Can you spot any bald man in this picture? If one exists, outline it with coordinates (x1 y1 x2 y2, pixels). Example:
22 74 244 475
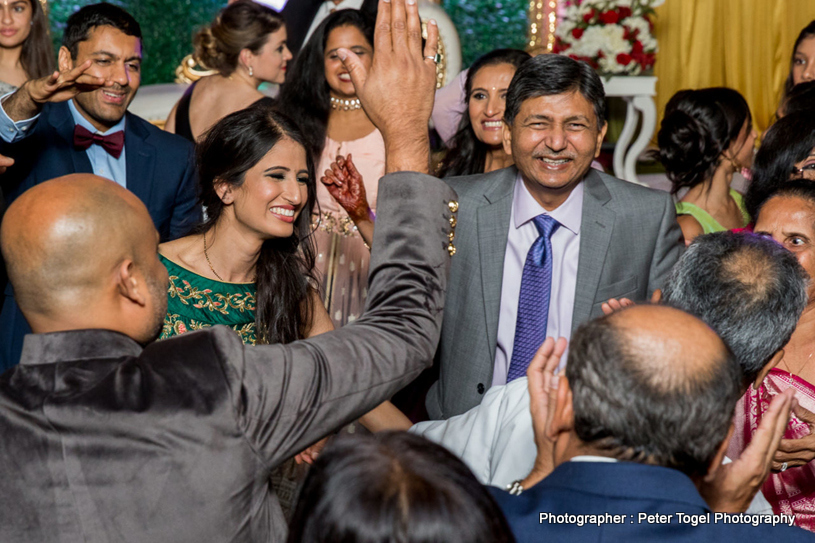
490 305 812 542
0 2 450 541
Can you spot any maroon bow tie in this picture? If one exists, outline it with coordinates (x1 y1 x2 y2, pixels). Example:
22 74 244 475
73 125 125 159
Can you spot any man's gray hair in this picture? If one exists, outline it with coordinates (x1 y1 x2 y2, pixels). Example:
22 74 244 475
662 232 808 385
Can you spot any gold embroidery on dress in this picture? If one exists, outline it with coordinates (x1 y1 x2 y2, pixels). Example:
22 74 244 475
167 275 256 315
161 313 256 344
311 211 362 238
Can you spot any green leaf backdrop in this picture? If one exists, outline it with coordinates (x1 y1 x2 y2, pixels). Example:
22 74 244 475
48 0 529 85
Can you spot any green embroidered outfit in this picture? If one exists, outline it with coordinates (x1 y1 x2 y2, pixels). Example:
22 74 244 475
159 254 257 345
675 189 750 234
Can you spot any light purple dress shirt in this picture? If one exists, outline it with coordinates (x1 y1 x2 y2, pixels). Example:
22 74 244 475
492 173 583 386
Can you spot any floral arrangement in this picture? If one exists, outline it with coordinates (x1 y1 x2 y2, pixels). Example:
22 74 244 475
553 0 663 76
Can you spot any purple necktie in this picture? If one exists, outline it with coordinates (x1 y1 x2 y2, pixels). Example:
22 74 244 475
507 214 560 382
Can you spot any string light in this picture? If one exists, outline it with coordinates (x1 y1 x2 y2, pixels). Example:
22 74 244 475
527 0 559 55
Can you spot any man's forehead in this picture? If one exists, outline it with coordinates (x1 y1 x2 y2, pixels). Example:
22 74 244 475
76 25 142 57
518 91 596 118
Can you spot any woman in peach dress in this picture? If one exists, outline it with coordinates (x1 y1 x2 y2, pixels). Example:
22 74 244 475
278 9 381 327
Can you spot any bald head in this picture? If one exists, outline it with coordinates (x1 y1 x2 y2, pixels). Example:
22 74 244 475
565 305 742 478
1 174 167 340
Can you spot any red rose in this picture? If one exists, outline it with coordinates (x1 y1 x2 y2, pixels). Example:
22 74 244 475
583 8 596 23
599 10 619 24
616 53 633 65
571 27 584 39
632 40 644 54
618 6 632 19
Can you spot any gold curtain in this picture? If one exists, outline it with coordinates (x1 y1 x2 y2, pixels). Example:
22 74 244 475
653 0 815 134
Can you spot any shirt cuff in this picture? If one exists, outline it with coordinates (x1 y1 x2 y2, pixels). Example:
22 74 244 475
0 91 39 143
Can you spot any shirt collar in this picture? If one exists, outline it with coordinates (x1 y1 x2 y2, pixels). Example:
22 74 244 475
20 329 143 366
513 172 584 235
570 455 619 463
68 98 126 135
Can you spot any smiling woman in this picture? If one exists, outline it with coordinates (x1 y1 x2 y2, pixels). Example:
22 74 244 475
0 0 53 94
277 8 381 328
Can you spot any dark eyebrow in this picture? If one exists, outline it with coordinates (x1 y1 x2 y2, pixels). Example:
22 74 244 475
264 166 291 174
90 51 142 63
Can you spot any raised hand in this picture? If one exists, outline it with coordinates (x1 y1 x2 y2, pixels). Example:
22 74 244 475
773 403 815 470
338 0 439 173
4 60 109 122
521 337 568 489
700 388 794 512
322 154 373 223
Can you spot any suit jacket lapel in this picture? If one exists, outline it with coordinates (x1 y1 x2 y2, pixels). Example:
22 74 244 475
48 102 93 175
572 170 615 332
476 169 515 358
124 113 156 206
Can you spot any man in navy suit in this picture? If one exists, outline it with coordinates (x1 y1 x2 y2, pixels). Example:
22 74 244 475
0 4 200 371
490 305 814 542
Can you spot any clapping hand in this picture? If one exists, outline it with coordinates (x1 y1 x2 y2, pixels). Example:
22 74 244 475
699 388 794 513
521 337 568 489
773 403 815 471
321 154 373 224
338 0 439 174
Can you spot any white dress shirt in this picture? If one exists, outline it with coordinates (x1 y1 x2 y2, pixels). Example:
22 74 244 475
304 0 365 45
492 174 583 386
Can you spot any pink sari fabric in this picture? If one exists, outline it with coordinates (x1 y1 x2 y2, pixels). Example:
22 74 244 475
729 368 815 530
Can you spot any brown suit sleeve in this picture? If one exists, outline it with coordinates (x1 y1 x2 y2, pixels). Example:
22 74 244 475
222 173 457 468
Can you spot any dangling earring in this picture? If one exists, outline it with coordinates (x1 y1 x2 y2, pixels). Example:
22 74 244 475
248 66 254 78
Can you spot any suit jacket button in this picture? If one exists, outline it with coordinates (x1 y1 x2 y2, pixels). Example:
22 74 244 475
449 216 457 228
447 243 456 256
477 383 485 394
448 200 459 213
448 231 455 241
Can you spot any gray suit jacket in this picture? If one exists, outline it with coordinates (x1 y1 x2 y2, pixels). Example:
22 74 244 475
0 173 456 543
426 167 683 419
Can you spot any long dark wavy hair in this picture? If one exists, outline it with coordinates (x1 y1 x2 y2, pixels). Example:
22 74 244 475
783 21 815 104
276 9 375 159
437 49 530 178
19 0 54 78
196 102 317 345
744 112 815 218
655 87 751 195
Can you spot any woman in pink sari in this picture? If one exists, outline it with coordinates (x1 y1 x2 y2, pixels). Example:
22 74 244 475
730 180 815 529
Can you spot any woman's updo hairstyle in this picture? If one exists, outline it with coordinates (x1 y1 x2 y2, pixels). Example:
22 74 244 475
656 87 751 194
193 0 284 77
196 102 317 345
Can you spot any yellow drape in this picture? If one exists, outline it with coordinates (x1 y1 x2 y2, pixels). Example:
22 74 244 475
653 0 815 134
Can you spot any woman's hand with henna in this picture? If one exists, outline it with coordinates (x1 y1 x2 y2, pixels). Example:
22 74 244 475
321 153 373 224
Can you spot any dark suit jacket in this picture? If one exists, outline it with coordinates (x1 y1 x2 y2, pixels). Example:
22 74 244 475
0 173 456 543
0 101 201 373
489 461 814 542
282 0 378 55
426 167 684 419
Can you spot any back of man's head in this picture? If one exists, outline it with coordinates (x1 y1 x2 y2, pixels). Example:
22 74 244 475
504 53 606 129
63 3 142 59
0 174 165 342
566 305 742 479
287 432 514 543
662 232 808 386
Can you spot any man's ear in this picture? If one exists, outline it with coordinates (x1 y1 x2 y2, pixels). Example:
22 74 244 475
215 181 234 205
754 350 784 390
547 375 575 441
594 121 608 158
58 46 74 72
704 422 735 482
502 121 513 157
115 260 146 307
